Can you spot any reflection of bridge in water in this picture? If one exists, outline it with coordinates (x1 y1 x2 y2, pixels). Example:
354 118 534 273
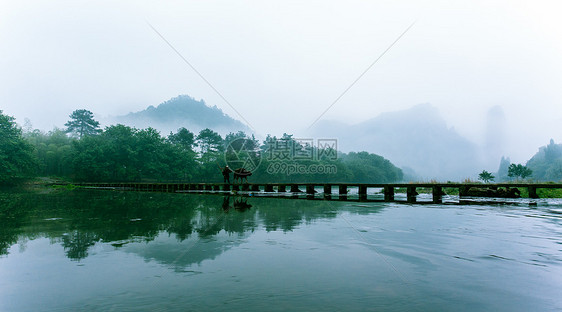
72 182 562 204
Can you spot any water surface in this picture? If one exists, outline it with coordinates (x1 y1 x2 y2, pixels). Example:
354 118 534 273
1 189 561 311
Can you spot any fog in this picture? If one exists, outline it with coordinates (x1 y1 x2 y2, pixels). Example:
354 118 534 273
2 0 561 166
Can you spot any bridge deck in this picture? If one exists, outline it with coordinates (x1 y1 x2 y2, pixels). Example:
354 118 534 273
69 182 562 203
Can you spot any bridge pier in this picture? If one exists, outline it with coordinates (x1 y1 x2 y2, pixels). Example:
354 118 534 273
305 185 314 199
384 186 394 201
339 185 347 197
432 186 443 203
407 186 417 203
323 185 332 199
290 185 301 193
358 185 367 200
306 185 315 195
528 186 539 199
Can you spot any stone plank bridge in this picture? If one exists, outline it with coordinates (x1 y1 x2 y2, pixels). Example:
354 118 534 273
70 182 562 204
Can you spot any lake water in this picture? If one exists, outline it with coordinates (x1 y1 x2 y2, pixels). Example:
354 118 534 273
1 189 561 311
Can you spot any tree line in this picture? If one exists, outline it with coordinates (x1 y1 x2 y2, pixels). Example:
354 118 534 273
478 139 562 183
478 164 533 183
1 109 403 185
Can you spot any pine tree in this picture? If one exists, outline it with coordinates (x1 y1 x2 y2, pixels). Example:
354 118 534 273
65 109 101 139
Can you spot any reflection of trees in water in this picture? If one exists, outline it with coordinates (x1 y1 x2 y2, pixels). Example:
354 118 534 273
0 192 28 256
0 190 199 260
61 231 99 260
0 190 383 261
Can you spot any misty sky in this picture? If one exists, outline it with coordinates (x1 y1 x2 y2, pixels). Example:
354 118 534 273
1 0 561 163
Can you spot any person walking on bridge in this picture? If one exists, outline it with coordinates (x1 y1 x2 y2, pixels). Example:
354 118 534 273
222 165 233 184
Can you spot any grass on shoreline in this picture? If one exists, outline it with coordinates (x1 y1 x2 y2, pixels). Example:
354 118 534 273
394 185 562 198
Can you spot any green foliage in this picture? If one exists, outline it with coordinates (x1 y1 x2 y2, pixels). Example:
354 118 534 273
224 131 260 172
25 128 73 177
243 134 401 183
51 183 78 190
537 188 562 198
507 163 532 180
246 134 345 183
526 139 562 181
478 170 495 183
19 110 404 183
0 110 38 184
71 125 198 182
194 129 224 182
340 152 403 183
65 109 101 138
168 127 196 153
196 128 223 157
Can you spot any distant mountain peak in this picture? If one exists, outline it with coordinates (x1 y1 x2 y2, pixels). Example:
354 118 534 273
307 102 481 180
113 95 249 135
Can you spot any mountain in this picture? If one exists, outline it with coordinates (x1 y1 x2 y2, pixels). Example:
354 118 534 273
525 139 562 181
308 103 482 181
111 95 250 135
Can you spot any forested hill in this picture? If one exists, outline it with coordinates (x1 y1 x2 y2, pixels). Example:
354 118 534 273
113 95 250 135
526 139 562 181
